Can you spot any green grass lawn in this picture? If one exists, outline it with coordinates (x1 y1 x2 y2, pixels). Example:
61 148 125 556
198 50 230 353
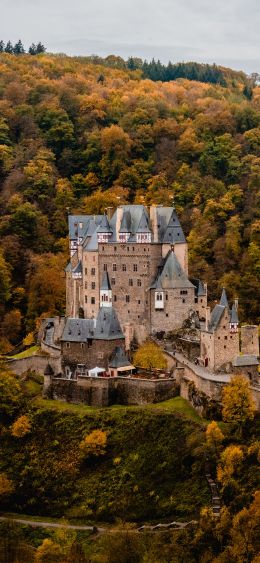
8 345 40 359
34 396 204 423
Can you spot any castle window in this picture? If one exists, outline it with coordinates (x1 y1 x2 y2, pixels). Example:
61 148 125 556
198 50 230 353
91 282 95 290
180 290 188 295
104 264 107 271
85 296 87 303
201 299 203 303
166 293 168 300
126 295 130 303
112 264 117 271
122 264 126 271
137 279 141 286
230 336 233 339
166 313 169 317
133 264 138 271
111 278 115 285
129 279 133 286
195 297 198 303
85 268 87 275
91 297 95 304
182 298 185 303
114 295 117 302
127 246 130 251
66 342 70 348
132 247 135 251
102 246 105 251
85 282 87 289
80 343 84 349
224 345 226 349
91 268 95 275
87 339 93 347
114 246 117 251
225 336 227 340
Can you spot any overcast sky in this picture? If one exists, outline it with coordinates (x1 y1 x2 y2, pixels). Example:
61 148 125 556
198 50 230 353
1 0 259 73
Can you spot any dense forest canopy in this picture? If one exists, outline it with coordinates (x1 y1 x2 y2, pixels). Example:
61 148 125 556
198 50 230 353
0 52 259 350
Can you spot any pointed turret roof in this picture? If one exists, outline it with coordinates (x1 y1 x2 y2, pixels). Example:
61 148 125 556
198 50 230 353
220 288 229 308
151 250 195 290
162 208 186 244
72 261 82 275
101 271 112 291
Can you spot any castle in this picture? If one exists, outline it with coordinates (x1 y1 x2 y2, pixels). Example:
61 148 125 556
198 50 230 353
66 204 207 343
39 203 259 406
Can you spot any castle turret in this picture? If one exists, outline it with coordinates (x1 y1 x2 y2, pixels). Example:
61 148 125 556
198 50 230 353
100 272 112 307
220 287 229 308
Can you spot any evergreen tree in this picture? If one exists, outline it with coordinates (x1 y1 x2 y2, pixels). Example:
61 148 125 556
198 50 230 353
5 40 13 54
0 40 4 52
28 43 37 55
36 42 46 54
13 39 25 54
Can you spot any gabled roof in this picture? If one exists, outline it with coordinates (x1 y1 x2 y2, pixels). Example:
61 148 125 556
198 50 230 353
109 346 132 368
96 214 112 233
136 209 151 233
119 210 131 232
68 215 103 240
95 307 124 340
72 261 82 275
161 208 186 244
220 288 229 308
151 250 195 290
101 271 112 291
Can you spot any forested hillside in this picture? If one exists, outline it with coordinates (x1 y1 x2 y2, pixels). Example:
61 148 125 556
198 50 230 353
0 53 259 350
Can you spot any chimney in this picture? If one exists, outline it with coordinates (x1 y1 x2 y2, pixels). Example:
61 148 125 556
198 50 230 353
205 307 210 331
106 207 113 220
116 206 123 241
150 205 159 243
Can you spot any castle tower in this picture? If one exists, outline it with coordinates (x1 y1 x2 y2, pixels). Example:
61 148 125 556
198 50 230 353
241 325 259 356
100 272 112 307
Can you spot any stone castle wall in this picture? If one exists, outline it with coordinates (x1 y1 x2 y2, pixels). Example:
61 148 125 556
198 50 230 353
150 287 195 333
8 355 61 376
241 325 259 356
61 337 125 375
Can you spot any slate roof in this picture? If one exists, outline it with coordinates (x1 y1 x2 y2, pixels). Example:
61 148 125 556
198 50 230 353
230 303 239 324
101 271 112 291
233 355 259 367
191 278 207 297
72 261 82 275
65 262 72 272
208 305 225 331
136 209 151 233
220 288 229 308
61 318 95 342
68 215 103 240
109 346 132 368
95 307 124 340
61 307 124 342
96 214 112 233
151 250 195 290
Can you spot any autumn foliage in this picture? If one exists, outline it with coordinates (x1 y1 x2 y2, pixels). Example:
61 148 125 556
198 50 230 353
80 429 107 457
133 341 167 371
11 414 31 437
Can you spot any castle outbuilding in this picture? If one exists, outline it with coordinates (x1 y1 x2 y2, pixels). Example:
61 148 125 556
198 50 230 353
200 289 240 370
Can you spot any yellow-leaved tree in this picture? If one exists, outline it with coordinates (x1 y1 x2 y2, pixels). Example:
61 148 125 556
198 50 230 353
11 415 31 437
217 445 244 488
0 473 14 497
206 421 224 455
222 375 255 435
80 429 107 457
133 341 167 372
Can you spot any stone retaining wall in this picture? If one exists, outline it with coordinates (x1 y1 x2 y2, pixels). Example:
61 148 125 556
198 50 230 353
44 375 178 407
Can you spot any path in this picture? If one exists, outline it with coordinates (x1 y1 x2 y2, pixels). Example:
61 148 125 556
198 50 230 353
0 515 197 534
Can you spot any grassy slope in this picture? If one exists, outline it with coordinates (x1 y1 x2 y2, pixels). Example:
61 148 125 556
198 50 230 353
1 398 209 523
